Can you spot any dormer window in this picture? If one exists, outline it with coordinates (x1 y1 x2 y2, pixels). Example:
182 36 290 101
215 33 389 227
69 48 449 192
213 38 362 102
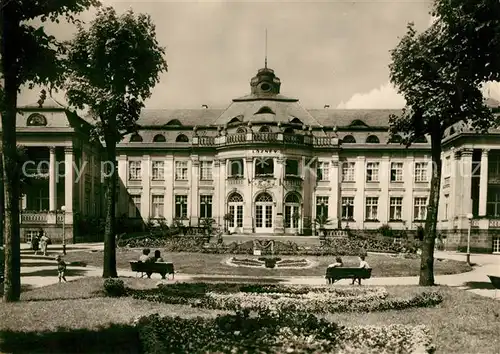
229 116 243 125
176 134 189 143
349 119 369 128
290 117 303 125
259 126 271 133
166 119 182 126
366 135 380 144
236 127 247 134
255 106 275 115
27 113 47 126
342 135 356 143
130 133 143 142
153 134 166 142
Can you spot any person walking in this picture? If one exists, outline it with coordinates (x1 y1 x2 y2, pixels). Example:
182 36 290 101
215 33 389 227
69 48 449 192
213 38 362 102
31 234 40 255
56 255 67 283
39 232 49 256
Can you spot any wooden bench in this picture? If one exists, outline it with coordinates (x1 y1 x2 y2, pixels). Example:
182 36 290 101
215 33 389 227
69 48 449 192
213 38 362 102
487 275 500 298
325 267 372 285
130 261 175 280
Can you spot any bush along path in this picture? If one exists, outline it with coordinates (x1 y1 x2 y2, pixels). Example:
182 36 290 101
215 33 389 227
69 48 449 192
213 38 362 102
18 243 500 300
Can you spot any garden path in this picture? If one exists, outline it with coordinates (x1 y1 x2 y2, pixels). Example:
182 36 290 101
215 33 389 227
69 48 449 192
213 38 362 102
17 243 500 300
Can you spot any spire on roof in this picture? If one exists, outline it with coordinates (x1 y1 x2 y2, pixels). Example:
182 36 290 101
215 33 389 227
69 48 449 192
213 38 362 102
265 28 268 69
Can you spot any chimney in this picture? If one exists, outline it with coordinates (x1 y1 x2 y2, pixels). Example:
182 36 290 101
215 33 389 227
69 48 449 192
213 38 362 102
202 104 208 109
324 105 330 109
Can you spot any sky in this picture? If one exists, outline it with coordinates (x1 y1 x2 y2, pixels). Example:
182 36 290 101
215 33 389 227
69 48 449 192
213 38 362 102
17 0 500 110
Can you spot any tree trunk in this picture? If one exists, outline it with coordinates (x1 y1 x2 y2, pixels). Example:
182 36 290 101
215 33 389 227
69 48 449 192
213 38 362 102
1 8 22 301
102 141 118 278
0 156 4 245
419 131 442 286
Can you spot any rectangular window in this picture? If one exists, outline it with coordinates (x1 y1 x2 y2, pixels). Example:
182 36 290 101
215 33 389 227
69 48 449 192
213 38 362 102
316 161 330 181
175 161 188 180
414 197 427 220
152 161 164 180
390 162 403 182
316 196 329 218
341 197 354 220
414 162 428 182
365 197 379 220
128 161 141 180
129 195 141 218
151 195 164 218
342 162 355 182
200 161 213 180
200 195 213 218
389 197 403 221
366 162 379 182
175 195 188 218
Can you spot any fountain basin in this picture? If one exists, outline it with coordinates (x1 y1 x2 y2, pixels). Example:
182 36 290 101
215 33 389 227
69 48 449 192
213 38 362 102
225 256 317 269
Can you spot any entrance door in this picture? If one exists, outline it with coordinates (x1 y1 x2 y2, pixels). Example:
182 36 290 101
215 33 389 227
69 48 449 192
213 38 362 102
284 193 301 234
255 192 273 233
227 193 244 233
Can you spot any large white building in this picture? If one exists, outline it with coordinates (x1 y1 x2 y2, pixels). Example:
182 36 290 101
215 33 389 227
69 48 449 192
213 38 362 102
6 66 500 253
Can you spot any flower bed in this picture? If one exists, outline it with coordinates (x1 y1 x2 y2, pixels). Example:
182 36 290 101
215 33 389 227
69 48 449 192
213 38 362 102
229 256 311 269
135 310 435 353
127 282 443 314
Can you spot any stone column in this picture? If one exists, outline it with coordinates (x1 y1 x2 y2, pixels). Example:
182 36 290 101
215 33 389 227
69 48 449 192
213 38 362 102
164 155 174 222
274 157 285 234
64 147 74 224
403 154 415 225
213 159 221 225
243 157 253 233
49 146 57 211
379 155 390 224
354 156 365 228
117 155 128 217
479 149 489 216
218 159 227 228
141 155 151 219
450 149 462 222
190 156 200 225
461 148 473 216
330 155 340 228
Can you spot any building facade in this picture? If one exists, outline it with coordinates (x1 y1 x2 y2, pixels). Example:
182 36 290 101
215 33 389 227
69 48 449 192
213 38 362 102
5 66 500 253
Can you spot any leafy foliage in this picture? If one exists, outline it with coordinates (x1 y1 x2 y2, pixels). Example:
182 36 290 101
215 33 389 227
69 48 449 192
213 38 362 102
65 6 168 144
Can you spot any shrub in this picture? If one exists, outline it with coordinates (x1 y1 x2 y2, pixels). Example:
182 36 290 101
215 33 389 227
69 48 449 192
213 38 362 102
103 278 126 297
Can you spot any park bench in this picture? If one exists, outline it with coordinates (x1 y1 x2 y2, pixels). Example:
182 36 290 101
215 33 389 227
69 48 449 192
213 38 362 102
325 267 372 285
487 275 500 298
130 261 175 280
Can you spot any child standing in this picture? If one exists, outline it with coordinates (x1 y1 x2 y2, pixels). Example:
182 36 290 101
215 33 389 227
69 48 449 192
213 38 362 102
56 255 67 283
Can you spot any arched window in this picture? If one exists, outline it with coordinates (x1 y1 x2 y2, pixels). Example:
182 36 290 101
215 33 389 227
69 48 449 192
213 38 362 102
390 134 402 143
290 117 303 125
284 127 294 134
228 193 243 203
259 126 270 133
255 106 275 115
153 134 166 142
176 134 189 142
27 113 47 126
285 193 300 203
130 133 143 142
255 158 274 176
236 127 247 134
342 135 356 143
366 135 380 143
256 192 273 203
166 119 182 126
415 136 427 143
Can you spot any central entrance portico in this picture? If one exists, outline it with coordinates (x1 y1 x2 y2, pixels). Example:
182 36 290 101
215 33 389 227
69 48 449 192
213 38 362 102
255 192 274 233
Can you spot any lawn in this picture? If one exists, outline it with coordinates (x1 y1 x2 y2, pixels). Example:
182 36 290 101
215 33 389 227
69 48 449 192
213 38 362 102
0 277 498 353
63 248 473 277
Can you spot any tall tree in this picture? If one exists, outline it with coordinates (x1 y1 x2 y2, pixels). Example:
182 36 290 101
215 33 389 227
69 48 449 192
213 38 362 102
0 0 99 301
389 16 500 285
65 6 167 277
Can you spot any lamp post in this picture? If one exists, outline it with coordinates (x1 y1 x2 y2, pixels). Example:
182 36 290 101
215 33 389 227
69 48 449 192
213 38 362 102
61 205 66 255
466 213 473 266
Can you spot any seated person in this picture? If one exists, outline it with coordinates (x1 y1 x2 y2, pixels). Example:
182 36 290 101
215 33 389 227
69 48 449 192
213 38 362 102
152 250 164 263
352 255 370 285
327 257 343 268
139 248 151 262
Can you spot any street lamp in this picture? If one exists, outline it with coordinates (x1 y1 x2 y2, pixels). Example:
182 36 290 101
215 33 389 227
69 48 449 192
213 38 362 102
466 213 473 266
61 205 66 255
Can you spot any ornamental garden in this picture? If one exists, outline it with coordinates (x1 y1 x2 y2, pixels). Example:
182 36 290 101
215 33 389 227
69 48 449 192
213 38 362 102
1 228 498 353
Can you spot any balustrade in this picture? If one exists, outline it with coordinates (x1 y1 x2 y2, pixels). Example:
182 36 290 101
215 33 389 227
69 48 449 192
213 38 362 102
489 219 500 228
21 211 48 223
